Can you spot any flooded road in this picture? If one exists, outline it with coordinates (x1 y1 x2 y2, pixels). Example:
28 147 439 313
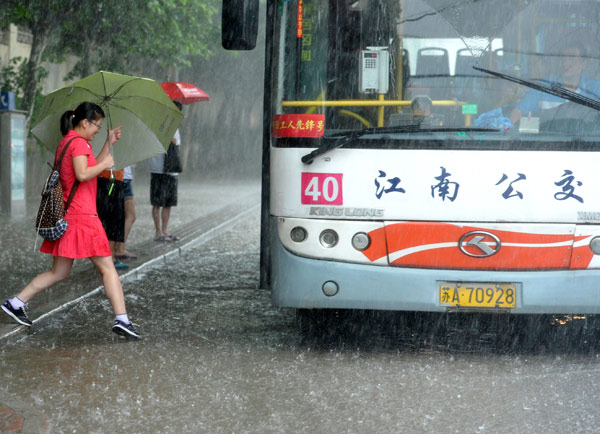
2 210 600 433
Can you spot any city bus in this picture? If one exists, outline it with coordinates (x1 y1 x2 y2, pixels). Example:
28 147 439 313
222 0 600 316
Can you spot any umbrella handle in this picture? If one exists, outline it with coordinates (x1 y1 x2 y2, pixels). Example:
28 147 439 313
108 169 114 196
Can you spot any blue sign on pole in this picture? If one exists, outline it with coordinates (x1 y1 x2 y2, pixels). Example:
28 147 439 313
0 91 16 111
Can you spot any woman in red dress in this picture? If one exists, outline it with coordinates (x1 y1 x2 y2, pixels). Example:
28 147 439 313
1 102 140 339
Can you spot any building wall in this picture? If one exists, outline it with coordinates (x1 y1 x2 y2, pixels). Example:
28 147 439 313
0 25 33 66
0 25 78 92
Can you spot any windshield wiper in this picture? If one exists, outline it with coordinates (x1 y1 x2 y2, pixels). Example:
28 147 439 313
301 124 499 164
473 66 600 111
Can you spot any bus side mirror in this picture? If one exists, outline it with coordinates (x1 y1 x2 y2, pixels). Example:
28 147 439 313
222 0 259 50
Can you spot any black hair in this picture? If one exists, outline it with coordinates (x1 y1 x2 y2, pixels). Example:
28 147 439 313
59 102 105 136
173 101 183 111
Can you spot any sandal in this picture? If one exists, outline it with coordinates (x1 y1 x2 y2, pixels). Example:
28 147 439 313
154 235 168 242
164 234 180 242
116 253 138 260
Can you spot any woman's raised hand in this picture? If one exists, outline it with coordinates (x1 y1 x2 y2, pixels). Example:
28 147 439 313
107 126 123 146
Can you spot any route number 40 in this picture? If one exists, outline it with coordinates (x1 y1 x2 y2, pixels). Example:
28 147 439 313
301 172 343 205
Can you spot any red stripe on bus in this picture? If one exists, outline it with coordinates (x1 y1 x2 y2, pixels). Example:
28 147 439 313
570 239 595 269
364 222 579 270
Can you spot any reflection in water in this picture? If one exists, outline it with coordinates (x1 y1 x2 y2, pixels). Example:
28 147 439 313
297 309 600 355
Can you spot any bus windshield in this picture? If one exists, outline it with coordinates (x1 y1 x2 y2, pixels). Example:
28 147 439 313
272 0 600 147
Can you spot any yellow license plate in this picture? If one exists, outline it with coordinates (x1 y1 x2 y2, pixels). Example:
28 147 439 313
439 282 517 309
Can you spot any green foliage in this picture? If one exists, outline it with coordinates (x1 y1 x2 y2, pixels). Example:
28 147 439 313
140 0 221 66
0 56 47 112
0 57 23 93
51 0 221 79
0 0 221 116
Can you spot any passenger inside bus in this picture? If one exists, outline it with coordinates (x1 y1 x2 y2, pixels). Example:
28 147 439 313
411 95 432 117
471 54 521 130
509 40 600 127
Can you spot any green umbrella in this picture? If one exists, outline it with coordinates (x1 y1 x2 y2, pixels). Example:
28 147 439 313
32 71 183 170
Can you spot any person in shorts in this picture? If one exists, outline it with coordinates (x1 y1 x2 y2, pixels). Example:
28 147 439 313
149 102 182 242
97 168 128 270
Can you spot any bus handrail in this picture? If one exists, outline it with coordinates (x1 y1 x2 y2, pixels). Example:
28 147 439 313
281 100 464 107
282 99 470 127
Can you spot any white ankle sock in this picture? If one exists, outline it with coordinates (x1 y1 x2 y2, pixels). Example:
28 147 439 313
116 314 130 324
9 297 26 309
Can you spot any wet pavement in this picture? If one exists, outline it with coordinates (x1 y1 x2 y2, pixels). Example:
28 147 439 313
3 178 600 433
0 177 260 432
0 177 260 340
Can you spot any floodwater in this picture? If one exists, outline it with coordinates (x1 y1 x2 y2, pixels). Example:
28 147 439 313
2 211 600 433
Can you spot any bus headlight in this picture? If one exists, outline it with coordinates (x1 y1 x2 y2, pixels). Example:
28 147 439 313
319 229 339 248
351 232 371 251
590 236 600 254
277 217 384 264
290 226 307 242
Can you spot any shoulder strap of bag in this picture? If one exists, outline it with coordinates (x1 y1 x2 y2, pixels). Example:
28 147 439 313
64 180 79 213
54 136 81 213
54 136 78 169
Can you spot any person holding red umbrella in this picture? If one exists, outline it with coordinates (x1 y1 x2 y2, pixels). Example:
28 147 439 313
149 83 209 241
149 101 183 242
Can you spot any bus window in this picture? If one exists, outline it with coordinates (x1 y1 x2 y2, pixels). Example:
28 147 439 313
272 0 600 146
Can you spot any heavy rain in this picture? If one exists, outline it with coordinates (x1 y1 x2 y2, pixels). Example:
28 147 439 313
3 0 600 433
3 187 600 433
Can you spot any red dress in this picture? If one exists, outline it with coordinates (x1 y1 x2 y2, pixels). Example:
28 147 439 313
40 130 112 258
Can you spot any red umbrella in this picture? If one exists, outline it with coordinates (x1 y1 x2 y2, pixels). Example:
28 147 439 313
160 81 210 104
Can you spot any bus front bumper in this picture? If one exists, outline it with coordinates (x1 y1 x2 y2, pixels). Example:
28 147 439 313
271 223 600 314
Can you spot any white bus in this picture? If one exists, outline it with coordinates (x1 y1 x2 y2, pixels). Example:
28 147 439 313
223 0 600 315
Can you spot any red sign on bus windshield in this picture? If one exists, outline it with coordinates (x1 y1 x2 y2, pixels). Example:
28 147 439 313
273 114 324 138
297 0 303 38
